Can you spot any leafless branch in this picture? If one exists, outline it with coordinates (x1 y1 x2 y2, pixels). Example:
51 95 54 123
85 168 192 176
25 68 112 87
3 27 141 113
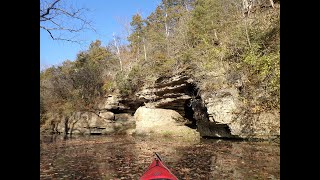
40 25 79 43
40 0 62 18
40 0 95 43
114 16 132 39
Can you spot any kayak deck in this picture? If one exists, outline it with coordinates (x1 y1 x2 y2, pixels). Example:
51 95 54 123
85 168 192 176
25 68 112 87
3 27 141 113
140 154 178 180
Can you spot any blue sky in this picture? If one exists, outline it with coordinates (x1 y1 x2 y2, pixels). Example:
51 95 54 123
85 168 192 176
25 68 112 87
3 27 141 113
40 0 160 70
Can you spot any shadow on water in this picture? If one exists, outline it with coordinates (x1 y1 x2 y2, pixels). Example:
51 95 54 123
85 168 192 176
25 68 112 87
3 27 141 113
172 139 280 179
40 134 280 180
41 136 101 179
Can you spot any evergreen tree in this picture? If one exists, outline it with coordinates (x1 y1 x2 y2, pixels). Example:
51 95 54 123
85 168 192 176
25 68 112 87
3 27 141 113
128 14 146 60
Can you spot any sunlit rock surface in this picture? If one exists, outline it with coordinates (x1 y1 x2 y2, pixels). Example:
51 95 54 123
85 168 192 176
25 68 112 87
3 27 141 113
134 106 199 140
202 89 280 139
136 74 279 140
44 111 135 135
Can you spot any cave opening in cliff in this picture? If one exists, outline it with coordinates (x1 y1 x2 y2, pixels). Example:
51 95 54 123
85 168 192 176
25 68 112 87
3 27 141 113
184 98 197 129
182 83 200 129
183 83 238 139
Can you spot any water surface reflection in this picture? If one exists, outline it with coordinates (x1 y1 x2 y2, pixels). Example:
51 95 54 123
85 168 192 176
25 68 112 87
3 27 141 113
40 135 279 179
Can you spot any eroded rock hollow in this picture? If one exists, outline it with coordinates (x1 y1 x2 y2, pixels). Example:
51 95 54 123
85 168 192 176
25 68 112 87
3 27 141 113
135 74 239 139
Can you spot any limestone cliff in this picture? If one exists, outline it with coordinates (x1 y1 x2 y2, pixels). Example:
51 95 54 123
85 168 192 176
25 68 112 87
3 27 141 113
42 74 279 140
134 74 279 139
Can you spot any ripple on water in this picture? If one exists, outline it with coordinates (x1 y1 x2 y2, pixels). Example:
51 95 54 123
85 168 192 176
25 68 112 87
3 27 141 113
40 134 280 180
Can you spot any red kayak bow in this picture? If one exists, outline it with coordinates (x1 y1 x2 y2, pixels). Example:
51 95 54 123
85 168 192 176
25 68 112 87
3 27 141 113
140 153 178 180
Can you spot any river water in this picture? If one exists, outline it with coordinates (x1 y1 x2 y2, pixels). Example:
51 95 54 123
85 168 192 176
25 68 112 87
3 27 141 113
40 134 280 180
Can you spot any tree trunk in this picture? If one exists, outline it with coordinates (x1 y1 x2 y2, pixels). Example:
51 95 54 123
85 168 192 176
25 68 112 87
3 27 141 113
51 121 55 134
242 0 252 16
143 37 147 61
184 2 189 12
113 33 123 71
269 0 274 8
165 13 169 38
63 116 69 140
164 0 169 38
137 45 140 61
244 18 251 48
70 119 79 138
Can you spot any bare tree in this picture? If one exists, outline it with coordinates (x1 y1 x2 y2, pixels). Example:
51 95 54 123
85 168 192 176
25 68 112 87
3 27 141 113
113 33 123 71
114 16 132 39
40 0 94 42
163 0 169 38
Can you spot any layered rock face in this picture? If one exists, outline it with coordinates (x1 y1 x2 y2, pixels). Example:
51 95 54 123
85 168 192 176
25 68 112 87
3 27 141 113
136 75 195 117
201 88 280 139
43 74 279 140
97 94 144 115
135 74 280 139
46 111 135 135
134 74 238 138
43 94 138 135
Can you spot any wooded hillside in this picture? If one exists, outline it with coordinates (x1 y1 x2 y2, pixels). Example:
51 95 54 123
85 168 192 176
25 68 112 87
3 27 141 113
40 0 280 126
